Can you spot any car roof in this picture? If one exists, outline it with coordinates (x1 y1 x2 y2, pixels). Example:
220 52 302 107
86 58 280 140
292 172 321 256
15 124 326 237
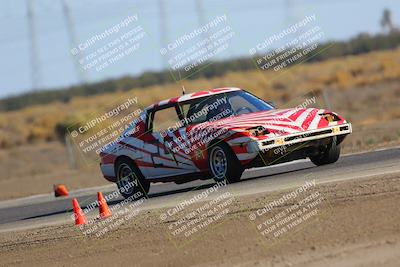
145 87 242 110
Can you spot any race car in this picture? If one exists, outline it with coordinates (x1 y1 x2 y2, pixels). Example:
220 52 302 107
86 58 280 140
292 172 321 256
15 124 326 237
99 87 352 199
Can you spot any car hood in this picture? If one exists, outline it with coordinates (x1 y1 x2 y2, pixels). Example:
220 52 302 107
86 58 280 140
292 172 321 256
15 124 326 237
191 108 346 137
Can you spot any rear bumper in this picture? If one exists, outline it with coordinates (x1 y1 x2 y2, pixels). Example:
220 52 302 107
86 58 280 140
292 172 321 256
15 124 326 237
248 123 352 152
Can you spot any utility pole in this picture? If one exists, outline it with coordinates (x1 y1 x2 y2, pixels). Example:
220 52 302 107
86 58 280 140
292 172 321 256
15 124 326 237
26 0 41 90
61 0 86 84
195 0 206 27
158 0 168 68
195 0 212 40
285 0 294 26
195 0 216 57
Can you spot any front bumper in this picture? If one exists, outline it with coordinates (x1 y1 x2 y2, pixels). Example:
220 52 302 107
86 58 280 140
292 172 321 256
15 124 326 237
248 123 352 152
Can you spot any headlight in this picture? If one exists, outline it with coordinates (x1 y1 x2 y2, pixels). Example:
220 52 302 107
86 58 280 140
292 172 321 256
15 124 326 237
320 112 340 122
246 126 269 136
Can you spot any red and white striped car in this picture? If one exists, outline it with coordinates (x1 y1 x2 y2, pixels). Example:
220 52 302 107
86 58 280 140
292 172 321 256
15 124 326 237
99 88 352 198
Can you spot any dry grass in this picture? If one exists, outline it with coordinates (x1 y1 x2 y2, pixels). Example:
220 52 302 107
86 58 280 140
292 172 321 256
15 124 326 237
0 48 399 200
1 48 400 148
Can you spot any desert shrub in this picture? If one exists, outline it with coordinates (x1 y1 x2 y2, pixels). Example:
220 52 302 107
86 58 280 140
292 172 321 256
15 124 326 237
54 117 84 143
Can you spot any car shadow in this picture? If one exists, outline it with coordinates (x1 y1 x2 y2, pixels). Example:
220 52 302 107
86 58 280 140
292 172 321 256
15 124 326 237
18 165 315 222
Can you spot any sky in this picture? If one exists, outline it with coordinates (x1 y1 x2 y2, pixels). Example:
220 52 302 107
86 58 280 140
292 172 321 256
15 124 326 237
0 0 399 98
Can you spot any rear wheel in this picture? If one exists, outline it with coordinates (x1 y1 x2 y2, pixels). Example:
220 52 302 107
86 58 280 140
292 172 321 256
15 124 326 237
116 158 150 199
208 142 243 183
310 137 341 166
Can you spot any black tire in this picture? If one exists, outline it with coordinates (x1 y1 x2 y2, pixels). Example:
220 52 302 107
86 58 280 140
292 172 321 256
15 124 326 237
115 158 150 199
310 138 341 166
208 142 244 183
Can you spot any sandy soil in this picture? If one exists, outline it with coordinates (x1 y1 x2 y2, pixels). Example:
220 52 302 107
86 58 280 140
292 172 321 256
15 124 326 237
0 142 108 200
0 173 399 267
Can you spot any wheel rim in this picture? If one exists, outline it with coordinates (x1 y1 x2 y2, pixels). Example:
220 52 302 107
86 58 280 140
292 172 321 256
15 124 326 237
210 146 227 179
117 163 136 195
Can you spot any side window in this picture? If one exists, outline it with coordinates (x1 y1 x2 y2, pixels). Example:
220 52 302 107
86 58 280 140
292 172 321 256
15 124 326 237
180 95 231 125
184 102 209 125
151 106 182 133
229 95 257 114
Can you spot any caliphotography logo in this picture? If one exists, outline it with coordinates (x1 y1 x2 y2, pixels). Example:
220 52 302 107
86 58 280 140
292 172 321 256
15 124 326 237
247 176 333 249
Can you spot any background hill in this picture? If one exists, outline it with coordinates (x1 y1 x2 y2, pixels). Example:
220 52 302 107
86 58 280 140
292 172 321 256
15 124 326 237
1 32 399 112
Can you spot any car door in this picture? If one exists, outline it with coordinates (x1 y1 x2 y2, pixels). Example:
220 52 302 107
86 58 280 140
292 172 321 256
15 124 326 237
142 104 197 179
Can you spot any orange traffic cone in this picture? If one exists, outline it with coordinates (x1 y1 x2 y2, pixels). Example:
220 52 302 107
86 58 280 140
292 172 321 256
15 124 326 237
72 198 87 225
54 184 68 197
97 192 112 219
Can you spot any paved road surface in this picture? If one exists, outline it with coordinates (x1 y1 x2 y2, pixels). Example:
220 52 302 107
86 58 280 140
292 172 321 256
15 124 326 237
0 148 398 232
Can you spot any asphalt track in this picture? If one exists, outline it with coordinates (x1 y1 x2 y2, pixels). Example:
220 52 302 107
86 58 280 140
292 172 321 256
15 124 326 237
0 147 399 232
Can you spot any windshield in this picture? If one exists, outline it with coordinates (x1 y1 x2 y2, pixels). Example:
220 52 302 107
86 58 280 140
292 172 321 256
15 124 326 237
179 90 274 125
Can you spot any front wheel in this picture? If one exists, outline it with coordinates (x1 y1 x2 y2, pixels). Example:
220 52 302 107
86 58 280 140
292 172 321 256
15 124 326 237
208 142 243 183
116 158 150 199
310 138 341 166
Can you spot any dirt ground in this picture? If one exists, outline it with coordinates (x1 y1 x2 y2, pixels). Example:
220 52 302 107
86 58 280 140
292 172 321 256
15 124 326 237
0 142 107 200
0 173 399 267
